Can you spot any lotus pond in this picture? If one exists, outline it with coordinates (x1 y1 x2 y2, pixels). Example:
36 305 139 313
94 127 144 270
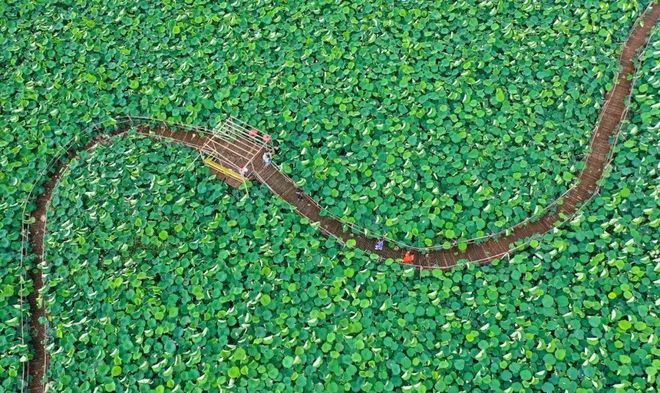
0 1 658 391
42 34 659 388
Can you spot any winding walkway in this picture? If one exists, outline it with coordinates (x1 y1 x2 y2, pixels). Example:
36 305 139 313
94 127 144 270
23 5 659 392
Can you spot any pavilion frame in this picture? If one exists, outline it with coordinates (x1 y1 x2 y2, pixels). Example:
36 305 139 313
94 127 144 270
198 116 275 186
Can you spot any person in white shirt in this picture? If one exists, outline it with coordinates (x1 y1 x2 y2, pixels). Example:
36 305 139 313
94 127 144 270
240 166 250 178
262 152 272 167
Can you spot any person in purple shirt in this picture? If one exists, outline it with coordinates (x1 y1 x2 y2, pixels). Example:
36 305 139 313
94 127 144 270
375 238 385 251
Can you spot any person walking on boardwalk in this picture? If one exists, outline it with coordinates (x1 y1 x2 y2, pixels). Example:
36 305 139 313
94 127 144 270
375 238 385 251
295 188 304 201
240 166 250 179
262 151 272 167
403 251 415 264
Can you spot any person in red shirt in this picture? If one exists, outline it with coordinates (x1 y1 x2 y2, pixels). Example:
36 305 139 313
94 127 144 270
403 251 415 264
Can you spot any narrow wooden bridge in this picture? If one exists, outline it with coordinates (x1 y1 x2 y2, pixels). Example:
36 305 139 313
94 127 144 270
138 3 660 269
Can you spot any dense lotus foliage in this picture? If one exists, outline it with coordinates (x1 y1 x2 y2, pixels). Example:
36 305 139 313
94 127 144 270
0 0 657 391
274 0 653 247
43 33 659 390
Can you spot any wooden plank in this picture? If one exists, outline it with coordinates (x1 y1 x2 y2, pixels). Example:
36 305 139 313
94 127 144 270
203 158 248 183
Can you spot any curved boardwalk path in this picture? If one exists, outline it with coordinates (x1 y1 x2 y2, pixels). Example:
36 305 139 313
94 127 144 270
23 5 658 392
258 5 660 267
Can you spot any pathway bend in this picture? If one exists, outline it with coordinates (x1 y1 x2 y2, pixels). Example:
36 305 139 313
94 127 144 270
192 3 659 268
21 4 659 392
257 4 660 267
